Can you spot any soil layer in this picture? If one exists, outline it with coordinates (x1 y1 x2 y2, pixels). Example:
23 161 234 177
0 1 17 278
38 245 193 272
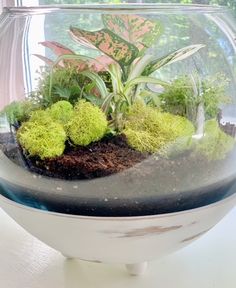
25 134 148 180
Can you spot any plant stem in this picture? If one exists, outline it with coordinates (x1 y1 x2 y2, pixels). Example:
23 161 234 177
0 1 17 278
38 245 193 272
196 102 205 136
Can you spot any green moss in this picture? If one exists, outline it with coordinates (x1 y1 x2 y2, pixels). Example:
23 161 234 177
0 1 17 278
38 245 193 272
195 119 235 160
159 76 195 118
124 102 194 153
17 120 66 160
67 100 108 146
1 100 40 125
124 129 165 153
16 107 67 159
29 110 52 124
159 74 229 121
48 100 73 125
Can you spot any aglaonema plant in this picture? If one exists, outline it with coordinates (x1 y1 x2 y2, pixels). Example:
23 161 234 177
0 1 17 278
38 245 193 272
35 14 205 132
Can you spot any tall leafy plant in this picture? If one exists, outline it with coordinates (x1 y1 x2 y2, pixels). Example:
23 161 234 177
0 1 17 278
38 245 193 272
36 14 205 131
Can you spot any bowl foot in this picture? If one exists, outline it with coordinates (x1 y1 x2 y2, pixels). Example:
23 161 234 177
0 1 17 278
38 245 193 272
126 262 148 276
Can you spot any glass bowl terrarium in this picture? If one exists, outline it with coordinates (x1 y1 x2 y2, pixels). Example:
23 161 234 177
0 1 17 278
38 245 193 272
0 4 236 274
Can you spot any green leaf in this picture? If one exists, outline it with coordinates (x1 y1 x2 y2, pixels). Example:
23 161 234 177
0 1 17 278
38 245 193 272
101 93 116 114
70 26 139 68
124 76 170 96
49 54 108 99
80 71 108 99
84 94 104 107
102 14 163 51
143 44 205 76
54 86 71 99
140 90 161 107
108 63 124 94
127 54 154 81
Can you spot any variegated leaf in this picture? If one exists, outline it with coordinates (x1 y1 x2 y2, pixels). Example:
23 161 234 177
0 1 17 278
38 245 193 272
89 55 115 72
80 70 108 99
144 44 205 75
69 30 98 50
124 76 170 96
102 14 163 51
70 26 139 67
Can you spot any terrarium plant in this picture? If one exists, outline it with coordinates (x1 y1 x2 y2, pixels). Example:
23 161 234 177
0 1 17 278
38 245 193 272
1 14 235 180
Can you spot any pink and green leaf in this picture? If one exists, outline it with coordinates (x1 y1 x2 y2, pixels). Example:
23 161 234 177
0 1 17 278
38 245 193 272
69 30 98 50
39 41 75 56
89 55 115 72
70 26 139 68
102 15 163 51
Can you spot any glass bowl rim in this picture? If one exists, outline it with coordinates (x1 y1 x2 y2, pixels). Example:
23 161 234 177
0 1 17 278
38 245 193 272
3 4 229 15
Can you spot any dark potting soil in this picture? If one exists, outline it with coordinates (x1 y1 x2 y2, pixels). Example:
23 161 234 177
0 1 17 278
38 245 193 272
19 134 148 180
1 130 236 189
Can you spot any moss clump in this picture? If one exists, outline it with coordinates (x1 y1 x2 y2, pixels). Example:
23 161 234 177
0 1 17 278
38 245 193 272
195 119 235 160
124 129 164 153
29 110 52 125
17 120 66 160
124 102 194 153
17 108 67 159
67 100 108 146
48 100 73 125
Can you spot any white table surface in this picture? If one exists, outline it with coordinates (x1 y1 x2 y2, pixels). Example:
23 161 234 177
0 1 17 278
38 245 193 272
0 207 236 288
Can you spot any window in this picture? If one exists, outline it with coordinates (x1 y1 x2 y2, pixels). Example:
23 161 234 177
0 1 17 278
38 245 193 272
0 1 15 14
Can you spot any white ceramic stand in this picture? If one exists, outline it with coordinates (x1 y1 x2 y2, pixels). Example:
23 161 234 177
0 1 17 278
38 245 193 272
126 262 148 276
1 193 236 277
62 253 148 276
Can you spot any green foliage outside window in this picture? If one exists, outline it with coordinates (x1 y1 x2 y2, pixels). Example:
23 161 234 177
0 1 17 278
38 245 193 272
39 0 236 15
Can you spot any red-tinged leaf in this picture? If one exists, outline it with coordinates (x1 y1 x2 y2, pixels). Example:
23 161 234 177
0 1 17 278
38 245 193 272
70 26 139 67
76 62 89 72
33 54 66 68
33 54 55 66
89 55 115 72
102 15 163 50
39 41 75 56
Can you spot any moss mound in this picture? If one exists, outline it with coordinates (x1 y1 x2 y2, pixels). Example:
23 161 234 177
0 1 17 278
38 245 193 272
124 102 194 153
67 100 108 146
195 119 235 160
48 100 73 125
17 120 66 160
